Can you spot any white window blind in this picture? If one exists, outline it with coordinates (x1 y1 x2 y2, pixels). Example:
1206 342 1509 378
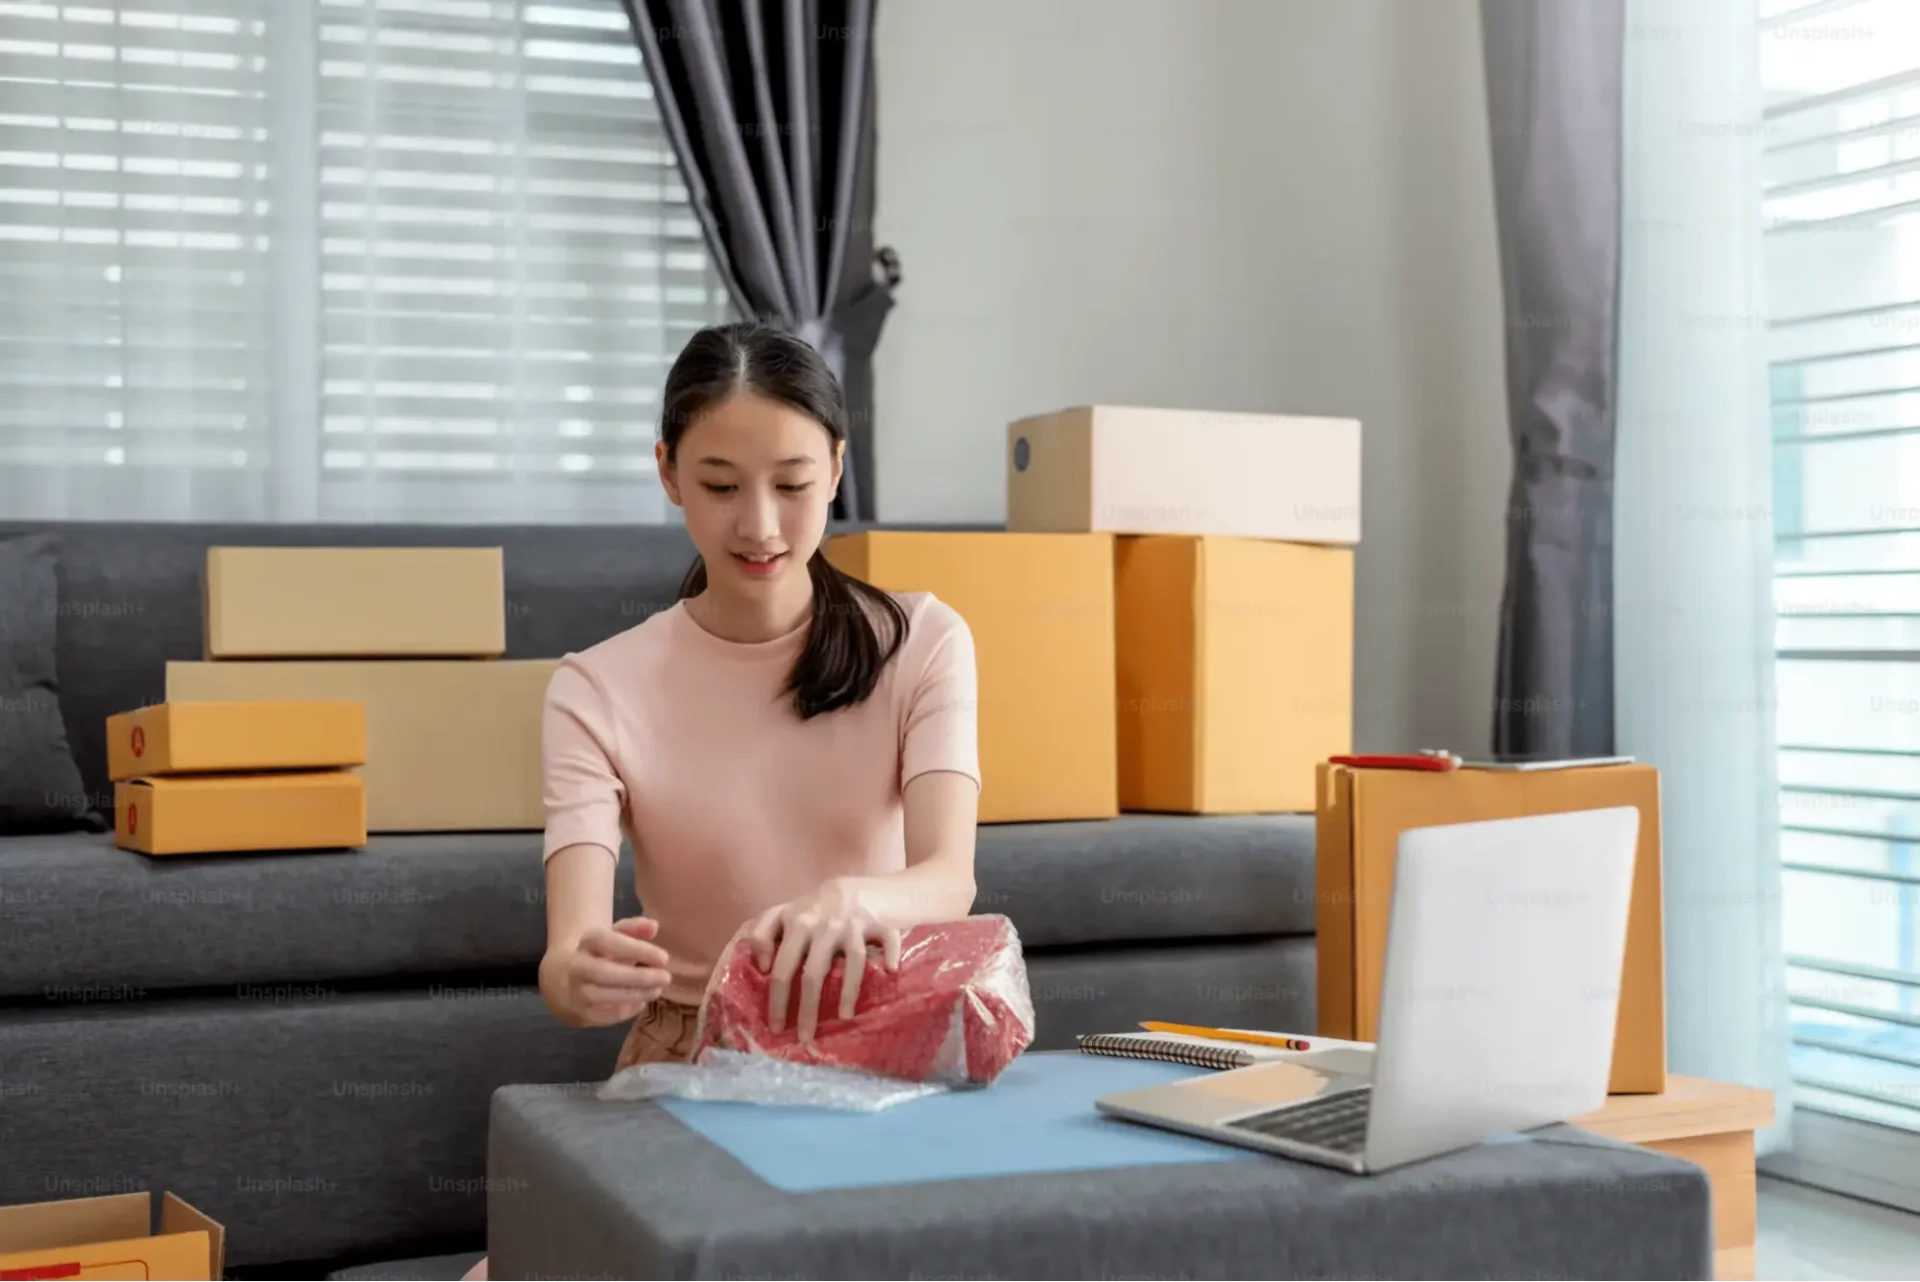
316 0 725 522
0 0 277 520
1761 0 1920 1135
0 0 726 524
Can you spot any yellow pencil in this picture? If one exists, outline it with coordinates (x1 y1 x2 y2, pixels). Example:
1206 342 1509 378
1140 1021 1313 1052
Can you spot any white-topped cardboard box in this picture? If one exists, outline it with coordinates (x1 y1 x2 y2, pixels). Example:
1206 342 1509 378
1005 405 1361 544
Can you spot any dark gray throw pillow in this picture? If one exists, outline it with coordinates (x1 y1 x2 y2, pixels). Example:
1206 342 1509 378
0 534 102 833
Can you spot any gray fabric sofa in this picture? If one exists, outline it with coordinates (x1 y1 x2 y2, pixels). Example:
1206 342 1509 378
0 520 1315 1278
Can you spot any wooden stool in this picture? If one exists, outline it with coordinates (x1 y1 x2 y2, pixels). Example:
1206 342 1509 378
1575 1076 1776 1281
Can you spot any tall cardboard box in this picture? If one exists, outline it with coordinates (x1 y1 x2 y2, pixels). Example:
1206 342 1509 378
166 660 556 832
1118 537 1352 813
204 546 506 658
826 531 1117 823
0 1191 225 1280
106 700 366 781
1316 761 1667 1093
1006 405 1362 544
116 771 368 856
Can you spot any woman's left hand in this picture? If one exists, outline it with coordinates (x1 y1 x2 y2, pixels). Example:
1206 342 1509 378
744 878 902 1042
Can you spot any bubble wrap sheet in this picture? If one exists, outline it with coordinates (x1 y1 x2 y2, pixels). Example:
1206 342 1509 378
600 915 1036 1111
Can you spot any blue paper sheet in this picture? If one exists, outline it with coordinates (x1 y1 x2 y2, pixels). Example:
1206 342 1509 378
658 1050 1264 1192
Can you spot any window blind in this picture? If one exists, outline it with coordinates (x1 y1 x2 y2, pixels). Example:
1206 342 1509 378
1762 0 1920 1134
316 0 727 522
0 0 726 523
0 0 277 520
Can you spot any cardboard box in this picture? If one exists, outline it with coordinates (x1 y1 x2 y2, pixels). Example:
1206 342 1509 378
0 1192 224 1281
826 531 1117 823
116 770 367 856
1006 405 1362 544
106 700 366 782
166 659 557 832
1118 537 1352 813
203 546 506 658
1316 761 1667 1093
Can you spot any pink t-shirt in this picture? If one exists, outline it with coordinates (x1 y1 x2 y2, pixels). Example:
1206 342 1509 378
540 590 981 1005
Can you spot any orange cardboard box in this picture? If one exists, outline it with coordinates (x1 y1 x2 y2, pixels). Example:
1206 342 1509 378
166 659 556 832
1006 405 1362 544
826 530 1117 823
1118 537 1352 813
1316 761 1667 1093
106 700 366 782
0 1190 224 1280
204 546 506 658
116 771 367 856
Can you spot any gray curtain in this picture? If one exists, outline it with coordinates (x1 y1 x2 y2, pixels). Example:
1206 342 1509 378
1480 0 1625 759
622 0 895 521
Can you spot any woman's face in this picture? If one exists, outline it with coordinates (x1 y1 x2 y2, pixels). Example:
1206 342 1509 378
657 390 842 598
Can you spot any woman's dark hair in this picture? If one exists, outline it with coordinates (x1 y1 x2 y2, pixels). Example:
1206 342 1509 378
661 321 908 721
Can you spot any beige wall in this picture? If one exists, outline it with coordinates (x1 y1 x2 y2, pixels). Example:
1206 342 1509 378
873 0 1511 755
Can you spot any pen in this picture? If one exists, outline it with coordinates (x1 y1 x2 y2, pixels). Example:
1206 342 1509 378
1140 1021 1313 1052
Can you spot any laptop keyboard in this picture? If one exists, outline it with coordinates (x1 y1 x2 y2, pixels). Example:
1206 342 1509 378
1223 1087 1372 1154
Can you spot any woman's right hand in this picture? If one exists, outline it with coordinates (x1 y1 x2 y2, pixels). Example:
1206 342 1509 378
541 916 673 1028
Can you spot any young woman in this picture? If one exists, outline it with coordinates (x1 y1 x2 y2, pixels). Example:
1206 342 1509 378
539 321 982 1066
462 322 978 1279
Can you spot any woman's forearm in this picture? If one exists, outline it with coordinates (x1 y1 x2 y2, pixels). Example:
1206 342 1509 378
540 842 620 1023
841 769 980 931
838 856 977 932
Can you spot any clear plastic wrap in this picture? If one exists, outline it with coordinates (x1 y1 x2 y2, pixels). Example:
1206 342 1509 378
599 914 1036 1110
597 1046 948 1111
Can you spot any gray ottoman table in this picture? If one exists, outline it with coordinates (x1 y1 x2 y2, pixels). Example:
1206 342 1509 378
486 1053 1713 1280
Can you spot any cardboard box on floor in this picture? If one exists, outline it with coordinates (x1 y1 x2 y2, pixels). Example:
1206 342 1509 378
0 1190 224 1280
1118 536 1352 814
826 531 1117 823
1315 761 1667 1093
106 700 366 781
116 771 367 856
166 659 556 832
203 546 506 659
1006 405 1362 544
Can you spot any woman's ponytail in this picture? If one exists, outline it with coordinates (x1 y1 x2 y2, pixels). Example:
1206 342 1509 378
789 550 908 720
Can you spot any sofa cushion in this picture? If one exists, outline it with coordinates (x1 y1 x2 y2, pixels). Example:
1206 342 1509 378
0 939 1311 1271
0 987 630 1269
0 831 637 1001
0 815 1314 999
979 814 1315 946
325 1253 485 1281
0 535 101 833
1021 935 1314 1051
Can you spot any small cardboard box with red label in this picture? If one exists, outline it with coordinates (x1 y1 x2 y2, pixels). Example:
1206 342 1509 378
106 701 365 781
0 1190 225 1281
115 772 367 857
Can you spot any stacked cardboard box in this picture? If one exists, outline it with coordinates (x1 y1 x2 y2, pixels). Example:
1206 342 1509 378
830 404 1360 822
1015 405 1360 816
109 700 368 855
828 531 1118 823
164 547 556 833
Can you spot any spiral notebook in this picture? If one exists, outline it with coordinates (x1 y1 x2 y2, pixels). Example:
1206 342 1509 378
1075 1032 1266 1070
1076 1029 1377 1071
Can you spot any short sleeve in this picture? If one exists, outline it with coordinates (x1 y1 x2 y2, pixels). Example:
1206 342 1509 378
540 659 626 862
900 600 982 791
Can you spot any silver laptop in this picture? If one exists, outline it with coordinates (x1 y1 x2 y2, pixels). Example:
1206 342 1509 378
1095 806 1639 1174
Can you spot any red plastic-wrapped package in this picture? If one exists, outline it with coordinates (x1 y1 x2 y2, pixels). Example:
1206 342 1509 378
693 914 1035 1086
